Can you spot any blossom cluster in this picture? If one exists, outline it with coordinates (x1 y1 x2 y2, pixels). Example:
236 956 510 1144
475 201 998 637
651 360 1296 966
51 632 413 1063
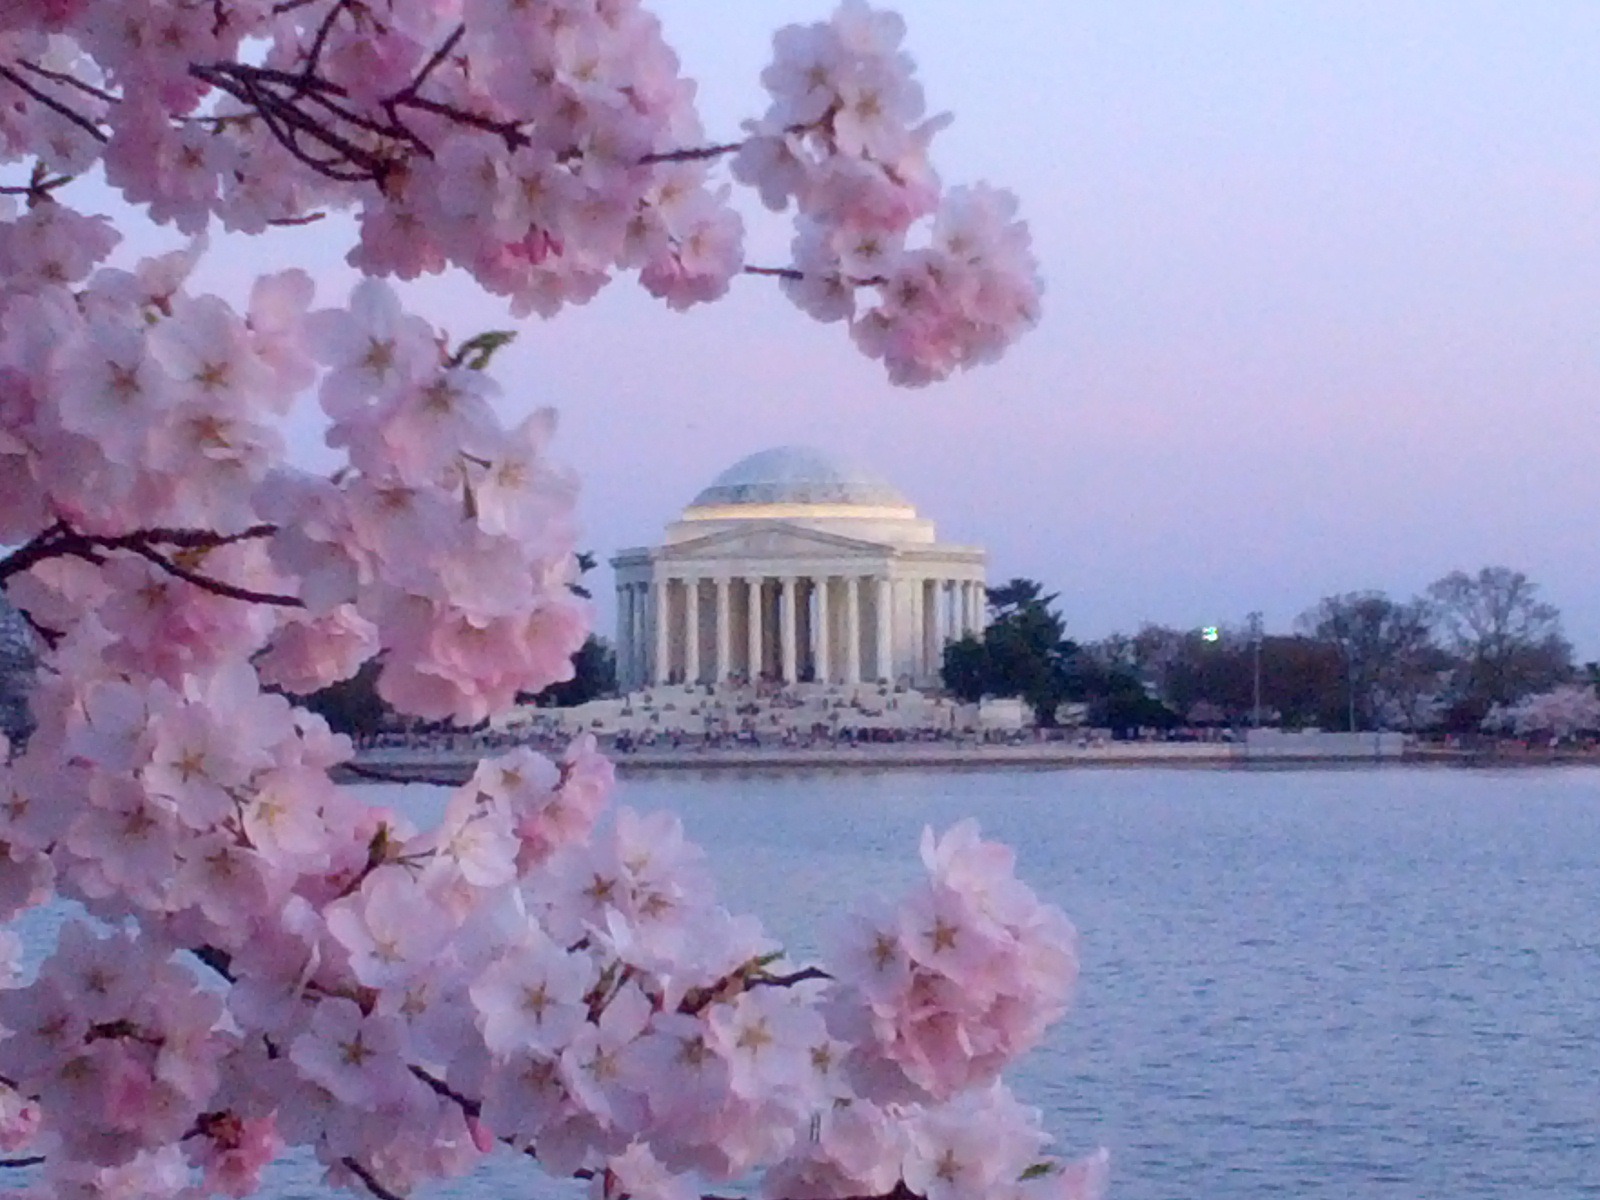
733 9 1043 383
1482 682 1600 740
0 0 1040 384
0 2 1089 1198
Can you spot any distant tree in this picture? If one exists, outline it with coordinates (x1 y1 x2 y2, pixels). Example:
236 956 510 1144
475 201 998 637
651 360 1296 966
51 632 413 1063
528 635 618 708
1093 623 1351 730
938 578 1079 725
301 660 390 738
1296 591 1439 730
1257 634 1347 728
0 598 38 740
1484 683 1600 741
941 634 989 704
1426 567 1572 726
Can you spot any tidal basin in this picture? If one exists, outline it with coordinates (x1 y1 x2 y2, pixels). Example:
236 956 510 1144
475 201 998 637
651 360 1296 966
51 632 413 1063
590 765 1600 1200
19 765 1598 1199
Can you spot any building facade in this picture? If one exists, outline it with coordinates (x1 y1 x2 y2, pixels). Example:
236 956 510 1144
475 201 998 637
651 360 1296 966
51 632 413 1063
611 447 987 690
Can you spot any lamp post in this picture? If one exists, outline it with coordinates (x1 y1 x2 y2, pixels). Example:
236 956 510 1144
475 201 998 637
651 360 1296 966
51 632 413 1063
1247 611 1264 728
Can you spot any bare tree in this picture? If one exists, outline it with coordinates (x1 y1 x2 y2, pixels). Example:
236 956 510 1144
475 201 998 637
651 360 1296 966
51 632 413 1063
1296 591 1440 730
1425 567 1571 719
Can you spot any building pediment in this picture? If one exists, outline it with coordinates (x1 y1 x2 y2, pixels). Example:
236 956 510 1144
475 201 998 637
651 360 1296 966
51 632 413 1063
660 521 893 563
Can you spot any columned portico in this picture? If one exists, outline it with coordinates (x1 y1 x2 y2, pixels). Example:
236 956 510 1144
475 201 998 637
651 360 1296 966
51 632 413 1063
613 447 987 690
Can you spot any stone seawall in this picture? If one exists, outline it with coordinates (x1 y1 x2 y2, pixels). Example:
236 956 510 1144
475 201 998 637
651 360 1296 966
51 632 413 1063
343 738 1449 783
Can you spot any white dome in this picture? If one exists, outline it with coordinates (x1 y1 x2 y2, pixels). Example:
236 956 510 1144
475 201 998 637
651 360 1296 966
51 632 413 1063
687 446 911 511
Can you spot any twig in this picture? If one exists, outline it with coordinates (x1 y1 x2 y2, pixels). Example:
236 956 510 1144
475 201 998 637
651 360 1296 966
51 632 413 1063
0 1156 45 1168
742 265 805 281
750 966 833 989
0 65 108 143
342 1156 405 1200
297 0 353 91
0 523 299 607
126 543 303 608
400 24 464 98
16 60 117 105
410 1065 481 1118
190 945 237 982
641 140 746 165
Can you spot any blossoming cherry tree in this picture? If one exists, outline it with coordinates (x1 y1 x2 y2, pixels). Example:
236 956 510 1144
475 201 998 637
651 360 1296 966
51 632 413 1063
0 2 1104 1198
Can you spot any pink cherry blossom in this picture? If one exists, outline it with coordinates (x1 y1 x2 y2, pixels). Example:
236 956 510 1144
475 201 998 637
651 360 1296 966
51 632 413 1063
0 6 1085 1199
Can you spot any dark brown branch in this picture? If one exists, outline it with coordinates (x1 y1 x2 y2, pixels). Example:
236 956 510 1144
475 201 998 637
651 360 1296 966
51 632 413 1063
390 93 528 149
750 966 833 989
641 140 745 165
343 1156 405 1200
0 175 73 198
742 265 805 281
190 945 237 982
191 62 389 183
298 0 354 91
0 1156 45 1168
0 523 69 587
742 265 888 287
0 524 297 607
126 544 303 608
141 524 278 549
16 60 117 105
0 66 109 143
410 1065 481 1118
402 24 464 98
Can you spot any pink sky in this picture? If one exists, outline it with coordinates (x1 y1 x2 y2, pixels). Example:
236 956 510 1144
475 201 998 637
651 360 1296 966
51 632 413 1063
143 1 1600 656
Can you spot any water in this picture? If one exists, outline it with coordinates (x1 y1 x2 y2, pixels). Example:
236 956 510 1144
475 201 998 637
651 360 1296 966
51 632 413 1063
15 766 1600 1198
621 765 1600 1200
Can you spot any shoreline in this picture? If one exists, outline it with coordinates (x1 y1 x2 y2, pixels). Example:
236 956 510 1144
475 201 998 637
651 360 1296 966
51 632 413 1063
341 743 1600 783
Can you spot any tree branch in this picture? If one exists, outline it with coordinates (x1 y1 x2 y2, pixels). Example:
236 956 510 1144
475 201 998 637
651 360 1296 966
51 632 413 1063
640 139 746 164
410 1065 481 1118
343 1156 405 1200
125 543 303 608
743 265 805 281
0 524 298 608
0 66 108 143
750 966 833 989
15 60 117 105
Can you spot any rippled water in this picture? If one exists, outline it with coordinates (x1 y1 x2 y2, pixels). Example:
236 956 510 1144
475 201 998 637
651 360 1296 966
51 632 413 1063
16 766 1600 1198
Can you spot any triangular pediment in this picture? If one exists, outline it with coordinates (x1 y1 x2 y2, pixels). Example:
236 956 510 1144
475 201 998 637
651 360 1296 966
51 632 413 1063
662 522 892 562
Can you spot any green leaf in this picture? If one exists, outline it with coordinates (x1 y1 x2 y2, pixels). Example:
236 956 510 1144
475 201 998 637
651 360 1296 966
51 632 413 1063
450 330 518 371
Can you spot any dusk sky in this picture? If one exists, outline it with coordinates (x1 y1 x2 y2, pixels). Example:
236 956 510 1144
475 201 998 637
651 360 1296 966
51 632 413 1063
162 1 1600 655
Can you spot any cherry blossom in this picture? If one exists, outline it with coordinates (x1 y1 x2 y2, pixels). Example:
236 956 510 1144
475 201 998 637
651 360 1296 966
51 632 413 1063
0 3 1092 1198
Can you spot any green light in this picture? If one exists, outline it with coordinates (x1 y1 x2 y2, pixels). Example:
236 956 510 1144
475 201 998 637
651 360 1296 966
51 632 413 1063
1202 626 1220 642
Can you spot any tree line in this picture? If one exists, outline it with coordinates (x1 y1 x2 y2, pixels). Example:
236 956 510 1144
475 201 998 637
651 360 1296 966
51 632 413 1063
941 566 1585 734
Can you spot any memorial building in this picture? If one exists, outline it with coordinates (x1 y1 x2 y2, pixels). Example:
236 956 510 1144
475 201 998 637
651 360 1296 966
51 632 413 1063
611 446 987 691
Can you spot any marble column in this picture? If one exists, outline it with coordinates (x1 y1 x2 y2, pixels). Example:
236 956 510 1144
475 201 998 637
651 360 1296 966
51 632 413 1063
615 583 630 689
653 577 670 686
875 576 892 681
908 578 924 681
746 576 763 682
715 577 731 684
780 575 798 684
814 576 832 684
684 578 700 685
845 576 861 684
